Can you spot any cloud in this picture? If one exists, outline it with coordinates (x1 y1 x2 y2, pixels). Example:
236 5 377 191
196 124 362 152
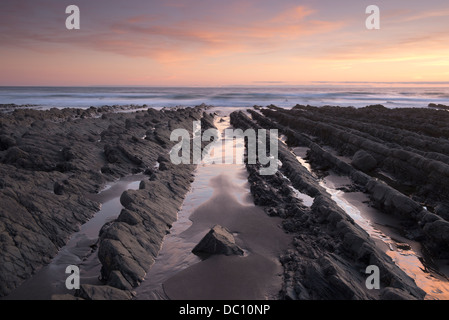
400 8 449 22
94 4 344 62
0 2 344 64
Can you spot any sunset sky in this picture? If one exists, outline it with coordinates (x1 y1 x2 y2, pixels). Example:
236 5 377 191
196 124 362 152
1 0 449 86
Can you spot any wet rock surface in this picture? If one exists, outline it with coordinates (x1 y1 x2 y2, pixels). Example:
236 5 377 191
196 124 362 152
0 105 208 298
254 105 449 259
231 110 426 300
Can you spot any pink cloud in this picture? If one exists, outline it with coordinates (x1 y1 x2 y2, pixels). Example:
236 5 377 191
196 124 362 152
1 2 345 64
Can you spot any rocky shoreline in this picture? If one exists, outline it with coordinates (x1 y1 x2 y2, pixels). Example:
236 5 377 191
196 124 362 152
230 109 427 299
255 105 449 259
0 104 213 298
2 103 448 300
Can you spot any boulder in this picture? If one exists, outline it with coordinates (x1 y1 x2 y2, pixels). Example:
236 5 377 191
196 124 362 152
192 225 244 256
351 150 377 172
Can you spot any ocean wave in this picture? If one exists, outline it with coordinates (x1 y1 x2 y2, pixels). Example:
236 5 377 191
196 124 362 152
0 86 448 109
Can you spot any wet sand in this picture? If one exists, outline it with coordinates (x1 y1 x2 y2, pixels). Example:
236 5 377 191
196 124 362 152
136 115 291 300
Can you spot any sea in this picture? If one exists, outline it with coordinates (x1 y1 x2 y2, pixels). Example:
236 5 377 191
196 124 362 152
0 85 448 110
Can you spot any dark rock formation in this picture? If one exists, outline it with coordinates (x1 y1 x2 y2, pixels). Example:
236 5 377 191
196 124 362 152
192 225 244 256
231 110 426 300
0 105 207 298
93 107 215 298
254 106 449 259
428 103 449 110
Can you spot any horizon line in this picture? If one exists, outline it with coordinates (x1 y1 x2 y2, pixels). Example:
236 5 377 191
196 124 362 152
1 81 449 88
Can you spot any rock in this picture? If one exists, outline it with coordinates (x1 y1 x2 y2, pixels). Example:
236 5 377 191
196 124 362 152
351 150 377 172
428 103 449 110
104 145 120 163
54 182 65 195
192 225 244 256
3 147 29 166
158 161 170 171
423 219 449 243
107 270 133 291
98 237 147 287
77 284 132 300
116 209 141 226
435 203 449 221
396 243 412 251
61 147 75 161
0 135 16 151
101 165 115 175
230 109 426 300
139 180 147 190
157 155 170 163
119 190 135 208
0 105 206 298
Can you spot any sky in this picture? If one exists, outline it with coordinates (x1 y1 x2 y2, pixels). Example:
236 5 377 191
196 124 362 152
1 0 449 86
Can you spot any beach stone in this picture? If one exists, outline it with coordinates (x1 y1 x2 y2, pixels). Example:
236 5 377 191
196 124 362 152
192 225 244 256
351 150 377 172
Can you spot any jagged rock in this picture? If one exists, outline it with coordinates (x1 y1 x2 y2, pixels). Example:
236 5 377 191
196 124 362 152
98 235 151 287
0 105 206 298
192 225 244 256
230 109 427 300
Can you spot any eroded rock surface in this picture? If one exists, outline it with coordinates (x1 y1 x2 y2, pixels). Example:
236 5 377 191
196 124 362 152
0 105 209 297
231 109 426 300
